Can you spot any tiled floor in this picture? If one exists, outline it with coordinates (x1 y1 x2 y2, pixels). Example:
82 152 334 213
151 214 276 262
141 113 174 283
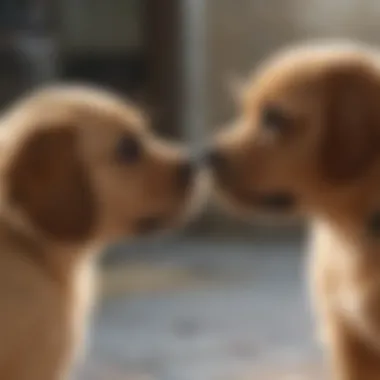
76 237 324 380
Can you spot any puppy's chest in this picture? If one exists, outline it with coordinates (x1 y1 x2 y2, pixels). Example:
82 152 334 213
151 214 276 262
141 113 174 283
311 236 380 348
309 221 378 319
67 257 96 356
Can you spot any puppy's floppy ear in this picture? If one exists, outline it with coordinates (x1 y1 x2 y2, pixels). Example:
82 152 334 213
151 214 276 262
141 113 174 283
321 64 380 182
7 127 96 242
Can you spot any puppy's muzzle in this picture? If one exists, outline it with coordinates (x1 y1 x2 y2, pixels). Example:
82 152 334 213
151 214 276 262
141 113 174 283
205 148 297 212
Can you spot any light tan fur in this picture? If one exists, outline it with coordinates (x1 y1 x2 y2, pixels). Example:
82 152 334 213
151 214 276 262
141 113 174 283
0 84 204 380
211 41 380 379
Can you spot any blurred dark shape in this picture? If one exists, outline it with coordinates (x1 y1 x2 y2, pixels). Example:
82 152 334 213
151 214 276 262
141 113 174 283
61 53 146 102
0 1 183 141
0 0 32 32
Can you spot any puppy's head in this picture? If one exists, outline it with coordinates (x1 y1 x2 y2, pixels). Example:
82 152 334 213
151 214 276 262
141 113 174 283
209 42 380 219
0 85 204 246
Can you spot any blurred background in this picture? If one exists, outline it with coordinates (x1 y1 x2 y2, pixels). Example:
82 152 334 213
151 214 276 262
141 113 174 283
2 0 380 379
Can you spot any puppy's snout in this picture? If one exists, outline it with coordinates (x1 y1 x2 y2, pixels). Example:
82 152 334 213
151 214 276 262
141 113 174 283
177 160 196 189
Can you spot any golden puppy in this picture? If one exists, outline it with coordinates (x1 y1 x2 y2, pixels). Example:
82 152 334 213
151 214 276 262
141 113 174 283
0 84 204 380
209 41 380 380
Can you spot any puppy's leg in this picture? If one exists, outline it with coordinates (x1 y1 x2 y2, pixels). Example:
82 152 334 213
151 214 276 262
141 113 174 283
321 309 380 380
311 259 380 379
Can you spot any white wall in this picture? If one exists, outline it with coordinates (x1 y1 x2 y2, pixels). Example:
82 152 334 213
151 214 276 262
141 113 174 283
206 0 380 128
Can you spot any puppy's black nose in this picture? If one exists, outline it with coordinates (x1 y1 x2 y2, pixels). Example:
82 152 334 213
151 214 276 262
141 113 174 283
205 149 227 173
177 160 196 189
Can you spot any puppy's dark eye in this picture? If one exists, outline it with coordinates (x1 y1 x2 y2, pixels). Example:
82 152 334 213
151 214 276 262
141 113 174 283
116 135 141 163
262 105 288 130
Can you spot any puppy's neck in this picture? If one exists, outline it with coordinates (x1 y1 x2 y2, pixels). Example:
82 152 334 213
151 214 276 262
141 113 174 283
0 211 97 287
307 183 380 253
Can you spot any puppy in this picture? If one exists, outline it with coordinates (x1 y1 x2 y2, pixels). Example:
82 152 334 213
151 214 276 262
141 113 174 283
0 84 203 380
209 41 380 380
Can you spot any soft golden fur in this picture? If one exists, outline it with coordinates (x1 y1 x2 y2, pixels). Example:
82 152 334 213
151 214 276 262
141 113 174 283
210 41 380 379
0 84 203 379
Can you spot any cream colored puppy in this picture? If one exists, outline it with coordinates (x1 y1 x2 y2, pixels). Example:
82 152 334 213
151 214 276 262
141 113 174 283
0 84 204 380
210 42 380 380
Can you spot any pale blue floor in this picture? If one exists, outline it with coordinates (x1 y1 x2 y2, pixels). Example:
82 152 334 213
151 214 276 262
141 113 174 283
77 237 322 380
